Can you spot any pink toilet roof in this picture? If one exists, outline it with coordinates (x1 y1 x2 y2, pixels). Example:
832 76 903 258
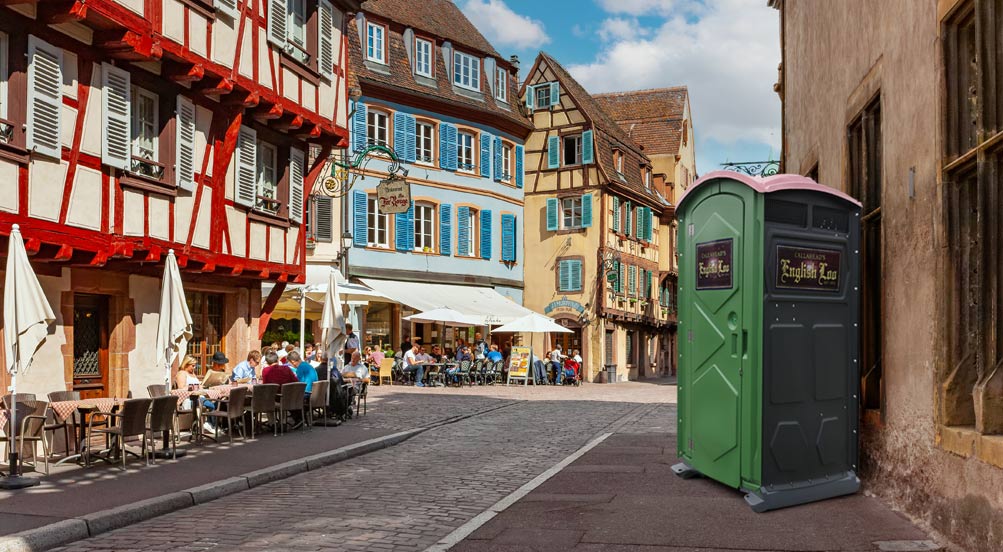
677 170 862 211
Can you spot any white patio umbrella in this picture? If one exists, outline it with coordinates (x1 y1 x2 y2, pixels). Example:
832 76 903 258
2 224 55 488
155 250 193 392
319 269 347 371
403 307 481 357
492 313 572 386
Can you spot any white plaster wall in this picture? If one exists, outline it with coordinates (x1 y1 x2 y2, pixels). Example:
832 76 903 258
282 68 297 102
163 0 185 43
60 104 76 150
249 222 267 260
318 79 334 121
192 188 212 249
149 195 171 240
226 206 246 256
285 226 299 264
303 82 317 113
257 28 270 88
128 275 163 398
66 166 103 231
174 190 195 244
190 12 209 58
17 271 69 397
268 227 284 263
122 189 145 236
196 104 213 177
239 18 254 79
114 0 144 16
212 13 237 69
61 51 78 99
80 64 102 157
28 160 66 222
0 160 18 213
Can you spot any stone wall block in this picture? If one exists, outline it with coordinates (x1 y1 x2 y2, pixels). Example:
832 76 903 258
974 362 1003 434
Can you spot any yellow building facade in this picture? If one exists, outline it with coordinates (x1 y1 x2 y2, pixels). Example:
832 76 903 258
521 53 675 382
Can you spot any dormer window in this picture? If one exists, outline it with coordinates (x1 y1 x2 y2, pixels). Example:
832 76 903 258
644 167 652 188
615 150 624 173
453 51 480 91
415 37 433 78
535 85 551 107
495 67 507 102
366 22 385 64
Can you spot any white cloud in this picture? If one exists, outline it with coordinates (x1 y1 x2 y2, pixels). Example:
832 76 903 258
570 0 780 154
595 0 678 17
461 0 550 50
597 18 649 43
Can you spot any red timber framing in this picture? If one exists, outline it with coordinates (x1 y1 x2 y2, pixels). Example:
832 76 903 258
0 0 358 287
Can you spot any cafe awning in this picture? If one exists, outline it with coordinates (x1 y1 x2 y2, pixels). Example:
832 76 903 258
359 279 534 326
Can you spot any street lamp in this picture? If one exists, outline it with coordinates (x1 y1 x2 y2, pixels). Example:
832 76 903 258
339 231 353 280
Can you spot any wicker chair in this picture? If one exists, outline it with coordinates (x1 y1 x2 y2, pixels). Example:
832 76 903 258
87 398 152 468
307 380 330 427
378 358 395 386
147 384 168 398
146 395 178 462
276 382 306 434
46 391 80 456
250 384 279 437
201 386 248 444
1 400 50 474
1 394 36 408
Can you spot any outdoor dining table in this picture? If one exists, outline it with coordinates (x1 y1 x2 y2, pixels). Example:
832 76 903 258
187 384 253 444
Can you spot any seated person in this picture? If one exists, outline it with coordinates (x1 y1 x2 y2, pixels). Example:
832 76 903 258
290 351 317 395
486 344 504 364
261 351 299 386
366 346 386 368
341 351 370 397
175 355 200 391
201 351 230 387
231 350 261 383
403 343 426 387
455 345 472 363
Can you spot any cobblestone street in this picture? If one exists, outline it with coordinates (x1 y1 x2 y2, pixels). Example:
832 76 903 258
53 380 674 551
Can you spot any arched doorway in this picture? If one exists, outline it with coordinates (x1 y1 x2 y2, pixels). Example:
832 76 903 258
549 316 583 363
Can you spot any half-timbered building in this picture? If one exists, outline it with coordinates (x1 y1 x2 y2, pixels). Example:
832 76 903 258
0 0 358 399
521 53 674 383
595 87 697 375
307 0 534 351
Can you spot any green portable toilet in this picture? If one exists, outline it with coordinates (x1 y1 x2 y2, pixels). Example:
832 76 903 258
672 171 862 512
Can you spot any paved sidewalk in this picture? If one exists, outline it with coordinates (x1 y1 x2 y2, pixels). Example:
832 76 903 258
0 390 514 538
455 427 940 551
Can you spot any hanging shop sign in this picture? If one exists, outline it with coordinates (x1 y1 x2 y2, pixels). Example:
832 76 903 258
377 176 411 214
544 297 586 315
696 238 733 290
775 245 841 292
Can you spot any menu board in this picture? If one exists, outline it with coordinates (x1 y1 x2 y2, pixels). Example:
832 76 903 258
508 346 531 377
696 238 734 290
775 245 841 292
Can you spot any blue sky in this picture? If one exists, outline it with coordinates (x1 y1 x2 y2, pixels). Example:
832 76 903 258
460 0 782 176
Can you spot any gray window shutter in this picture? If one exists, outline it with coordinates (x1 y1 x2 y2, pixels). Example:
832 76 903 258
27 36 63 160
267 0 287 47
214 0 239 19
235 125 257 207
176 96 196 191
101 62 131 170
314 195 333 242
289 146 305 223
318 0 335 79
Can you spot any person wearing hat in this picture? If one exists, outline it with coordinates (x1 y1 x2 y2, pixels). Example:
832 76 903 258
200 351 230 387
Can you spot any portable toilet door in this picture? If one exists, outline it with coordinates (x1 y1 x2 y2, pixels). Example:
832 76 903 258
674 178 762 490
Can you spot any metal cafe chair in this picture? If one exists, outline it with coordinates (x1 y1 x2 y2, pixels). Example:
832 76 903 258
87 398 153 469
249 384 279 437
201 386 249 444
307 380 330 427
276 382 307 434
146 395 178 462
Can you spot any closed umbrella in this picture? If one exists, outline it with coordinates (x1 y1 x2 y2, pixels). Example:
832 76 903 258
2 224 55 489
155 250 193 391
493 313 572 387
320 269 347 372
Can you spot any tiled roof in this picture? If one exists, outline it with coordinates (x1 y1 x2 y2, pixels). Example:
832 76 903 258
535 53 668 207
361 0 501 58
593 87 689 156
349 2 529 131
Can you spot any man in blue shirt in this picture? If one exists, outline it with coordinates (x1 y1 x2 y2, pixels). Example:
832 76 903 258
486 344 503 363
231 350 261 383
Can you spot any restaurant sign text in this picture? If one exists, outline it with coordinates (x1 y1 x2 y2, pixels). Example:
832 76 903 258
377 176 411 214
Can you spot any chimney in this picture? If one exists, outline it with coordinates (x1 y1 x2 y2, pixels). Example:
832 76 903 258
509 54 520 72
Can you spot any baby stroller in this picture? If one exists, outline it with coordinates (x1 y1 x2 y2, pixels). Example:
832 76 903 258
562 359 582 386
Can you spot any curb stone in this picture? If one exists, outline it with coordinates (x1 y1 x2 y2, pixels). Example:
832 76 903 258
0 520 89 552
80 492 194 536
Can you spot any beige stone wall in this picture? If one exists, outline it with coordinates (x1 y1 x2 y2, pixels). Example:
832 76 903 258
781 1 1003 550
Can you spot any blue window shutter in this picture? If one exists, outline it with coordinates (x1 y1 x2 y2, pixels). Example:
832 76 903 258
353 191 368 247
480 133 491 177
405 115 417 163
457 206 470 256
571 260 582 291
526 84 535 109
440 204 452 255
407 201 415 250
493 136 502 181
549 82 560 107
581 193 593 228
395 209 409 251
440 123 457 170
352 102 367 152
480 209 492 260
613 196 620 232
515 145 524 188
501 213 516 262
558 260 570 292
393 111 407 160
546 198 558 231
547 135 559 169
582 129 594 164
